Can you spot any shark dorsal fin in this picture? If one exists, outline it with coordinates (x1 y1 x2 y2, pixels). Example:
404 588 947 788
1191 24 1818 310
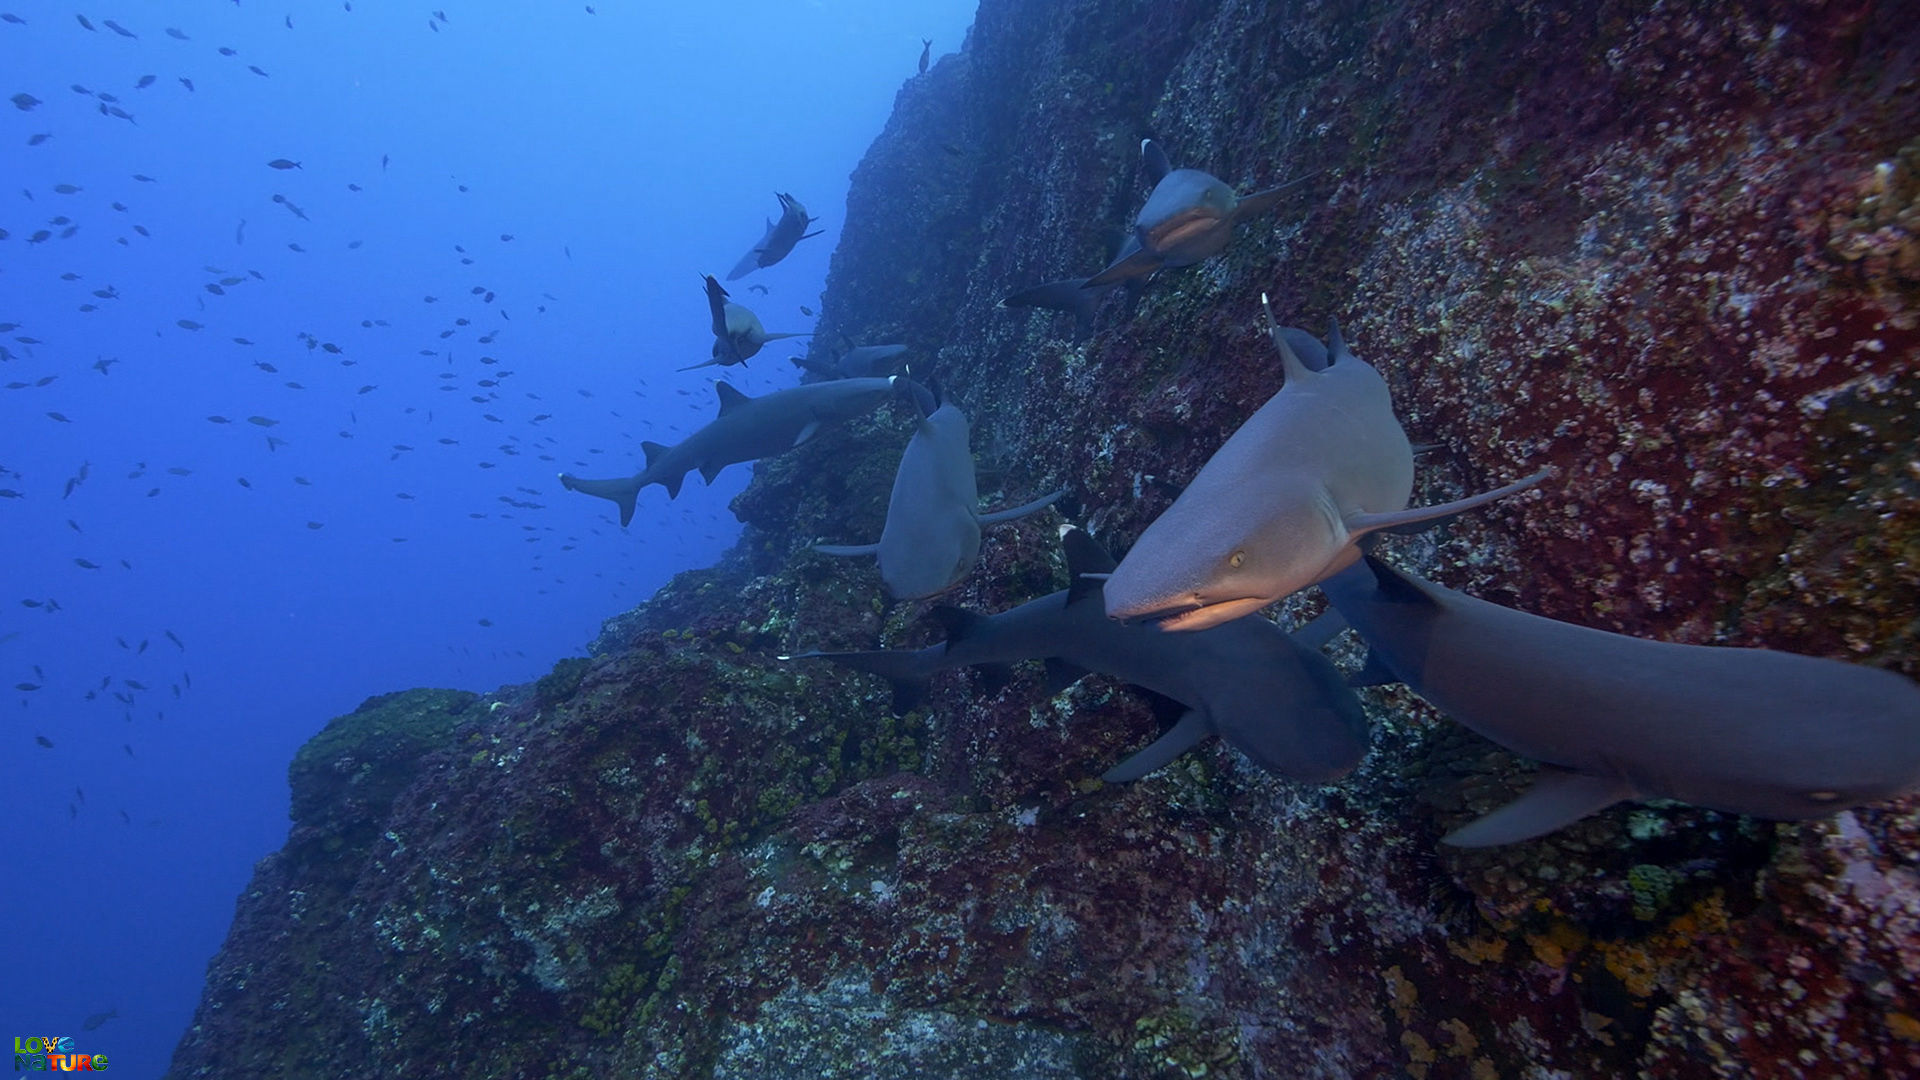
1261 294 1316 384
1061 526 1116 603
1141 138 1173 184
714 382 751 415
1326 317 1353 366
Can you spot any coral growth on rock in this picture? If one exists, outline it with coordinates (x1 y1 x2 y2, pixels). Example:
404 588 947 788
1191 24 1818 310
169 1 1919 1077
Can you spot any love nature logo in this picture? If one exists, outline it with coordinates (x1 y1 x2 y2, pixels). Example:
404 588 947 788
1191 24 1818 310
12 1035 109 1072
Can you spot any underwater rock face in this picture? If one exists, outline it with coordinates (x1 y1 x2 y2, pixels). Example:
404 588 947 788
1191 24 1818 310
170 1 1920 1078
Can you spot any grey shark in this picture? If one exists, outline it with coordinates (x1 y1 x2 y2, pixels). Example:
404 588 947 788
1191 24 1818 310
1320 555 1920 846
794 526 1370 783
559 376 902 525
683 274 808 371
792 343 909 380
1083 139 1296 286
726 192 822 280
815 386 1064 599
1104 308 1548 630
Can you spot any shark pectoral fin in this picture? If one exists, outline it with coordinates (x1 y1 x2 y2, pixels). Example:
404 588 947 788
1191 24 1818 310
1230 184 1290 222
1441 768 1635 847
792 649 937 717
558 472 643 527
1043 657 1090 695
1288 608 1349 652
1347 650 1400 688
1343 468 1552 539
813 542 880 557
677 358 723 372
1102 709 1211 782
761 332 811 342
799 229 824 240
1083 247 1162 288
698 462 725 485
792 420 821 447
979 488 1066 525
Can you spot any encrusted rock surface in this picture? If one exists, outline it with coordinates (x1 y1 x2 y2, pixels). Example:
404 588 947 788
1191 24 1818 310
169 1 1920 1077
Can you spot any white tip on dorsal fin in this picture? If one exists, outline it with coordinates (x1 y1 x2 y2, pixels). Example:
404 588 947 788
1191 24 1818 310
1262 294 1314 384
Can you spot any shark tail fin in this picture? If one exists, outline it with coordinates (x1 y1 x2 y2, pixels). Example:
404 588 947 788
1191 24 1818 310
789 648 941 716
558 471 643 527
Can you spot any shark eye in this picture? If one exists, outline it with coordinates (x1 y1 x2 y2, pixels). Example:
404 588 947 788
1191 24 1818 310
1228 551 1245 569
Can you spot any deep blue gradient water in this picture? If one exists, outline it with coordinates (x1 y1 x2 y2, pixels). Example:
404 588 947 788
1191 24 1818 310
0 2 975 1073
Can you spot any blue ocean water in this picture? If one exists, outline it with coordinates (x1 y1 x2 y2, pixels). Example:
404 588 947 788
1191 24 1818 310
0 2 976 1074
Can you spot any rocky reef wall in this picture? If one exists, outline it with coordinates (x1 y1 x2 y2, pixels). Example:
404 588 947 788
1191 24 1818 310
169 1 1920 1077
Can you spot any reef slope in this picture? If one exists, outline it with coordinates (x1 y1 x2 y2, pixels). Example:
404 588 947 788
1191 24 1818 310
170 1 1920 1077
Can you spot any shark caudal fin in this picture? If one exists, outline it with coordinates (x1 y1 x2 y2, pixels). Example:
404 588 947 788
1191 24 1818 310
788 647 942 716
558 471 643 527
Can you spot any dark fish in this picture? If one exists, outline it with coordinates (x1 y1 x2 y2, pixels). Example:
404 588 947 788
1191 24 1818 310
14 682 39 692
82 1010 115 1031
246 416 278 427
10 92 40 110
207 415 231 424
36 735 53 749
52 183 80 194
267 158 301 170
132 173 155 182
166 27 188 40
135 75 155 89
46 411 70 423
73 558 99 569
27 132 50 145
176 319 202 330
178 77 194 91
248 65 269 77
102 19 135 37
75 13 94 30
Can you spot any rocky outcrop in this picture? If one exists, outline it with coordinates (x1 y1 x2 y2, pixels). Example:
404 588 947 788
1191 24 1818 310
169 1 1920 1077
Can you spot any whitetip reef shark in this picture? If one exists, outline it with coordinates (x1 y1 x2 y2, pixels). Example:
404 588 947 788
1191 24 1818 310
727 192 822 280
683 274 809 371
1319 555 1920 846
792 526 1371 784
559 376 905 525
1083 139 1297 286
814 382 1064 599
1103 304 1548 630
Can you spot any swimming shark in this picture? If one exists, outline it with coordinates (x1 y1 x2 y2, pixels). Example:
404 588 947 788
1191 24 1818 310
1103 306 1548 630
1319 556 1920 846
998 276 1118 342
559 376 904 525
814 384 1064 599
683 274 808 371
1083 139 1297 286
792 343 909 380
727 192 822 280
793 526 1370 783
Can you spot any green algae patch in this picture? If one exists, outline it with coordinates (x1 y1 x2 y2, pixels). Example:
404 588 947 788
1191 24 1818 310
288 687 476 828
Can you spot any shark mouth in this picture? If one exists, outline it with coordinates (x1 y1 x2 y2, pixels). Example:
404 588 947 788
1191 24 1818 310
1112 594 1273 632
